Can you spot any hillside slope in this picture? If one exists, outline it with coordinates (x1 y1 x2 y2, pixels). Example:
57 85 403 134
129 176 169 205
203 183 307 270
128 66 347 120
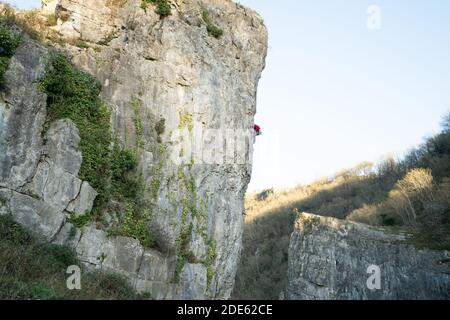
234 115 450 299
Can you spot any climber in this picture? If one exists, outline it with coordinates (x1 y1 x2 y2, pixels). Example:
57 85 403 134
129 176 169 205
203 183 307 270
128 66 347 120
254 124 262 136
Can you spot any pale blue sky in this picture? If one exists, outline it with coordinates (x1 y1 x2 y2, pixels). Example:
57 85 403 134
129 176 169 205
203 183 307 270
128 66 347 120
7 0 450 191
239 0 450 191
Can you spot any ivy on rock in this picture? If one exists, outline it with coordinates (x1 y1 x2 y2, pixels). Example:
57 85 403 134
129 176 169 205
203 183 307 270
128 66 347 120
39 54 154 248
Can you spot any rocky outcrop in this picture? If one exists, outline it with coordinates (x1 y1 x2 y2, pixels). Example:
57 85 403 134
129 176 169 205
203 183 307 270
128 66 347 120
41 0 58 13
0 35 48 191
0 0 267 300
285 213 450 300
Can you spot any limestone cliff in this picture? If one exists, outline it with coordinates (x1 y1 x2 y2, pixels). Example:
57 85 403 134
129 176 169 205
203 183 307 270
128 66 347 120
285 213 450 300
0 0 267 299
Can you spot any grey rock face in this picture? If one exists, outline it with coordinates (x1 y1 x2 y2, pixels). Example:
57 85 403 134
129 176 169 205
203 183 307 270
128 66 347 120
49 0 267 299
56 0 120 42
45 119 82 175
285 213 450 300
0 0 267 300
27 162 82 212
24 120 84 212
66 181 98 217
75 225 209 300
135 249 177 299
76 226 144 279
9 191 65 242
0 188 12 215
0 37 48 190
180 263 208 300
51 221 81 247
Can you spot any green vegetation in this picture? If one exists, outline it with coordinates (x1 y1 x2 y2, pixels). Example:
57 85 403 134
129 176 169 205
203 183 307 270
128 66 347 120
110 201 154 248
39 54 111 192
141 0 171 18
153 0 171 17
155 118 166 143
173 163 216 286
75 40 89 49
0 25 21 55
0 57 9 85
0 194 7 207
0 216 145 299
67 213 92 228
0 24 21 86
155 119 166 136
234 113 450 299
174 165 195 282
132 96 144 148
174 220 193 282
107 142 165 248
204 238 217 287
202 10 224 39
149 144 166 204
106 143 154 247
173 116 216 285
178 111 194 134
46 14 57 27
110 144 141 199
40 55 154 248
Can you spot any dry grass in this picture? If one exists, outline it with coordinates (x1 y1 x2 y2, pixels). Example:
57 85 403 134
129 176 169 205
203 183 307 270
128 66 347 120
0 4 67 45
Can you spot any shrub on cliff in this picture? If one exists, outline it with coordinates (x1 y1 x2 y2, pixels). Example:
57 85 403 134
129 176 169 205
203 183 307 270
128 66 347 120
202 9 223 39
0 24 21 86
39 54 111 192
141 0 171 17
0 216 146 299
39 54 154 248
0 24 20 55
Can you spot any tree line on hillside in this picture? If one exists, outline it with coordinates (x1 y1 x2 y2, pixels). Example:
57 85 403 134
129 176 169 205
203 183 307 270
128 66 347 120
233 113 450 299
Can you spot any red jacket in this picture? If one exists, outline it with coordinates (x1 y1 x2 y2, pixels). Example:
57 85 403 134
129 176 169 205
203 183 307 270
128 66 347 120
254 124 261 133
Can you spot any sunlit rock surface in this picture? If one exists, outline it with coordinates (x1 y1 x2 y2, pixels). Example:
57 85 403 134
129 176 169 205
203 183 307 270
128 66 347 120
285 213 450 300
